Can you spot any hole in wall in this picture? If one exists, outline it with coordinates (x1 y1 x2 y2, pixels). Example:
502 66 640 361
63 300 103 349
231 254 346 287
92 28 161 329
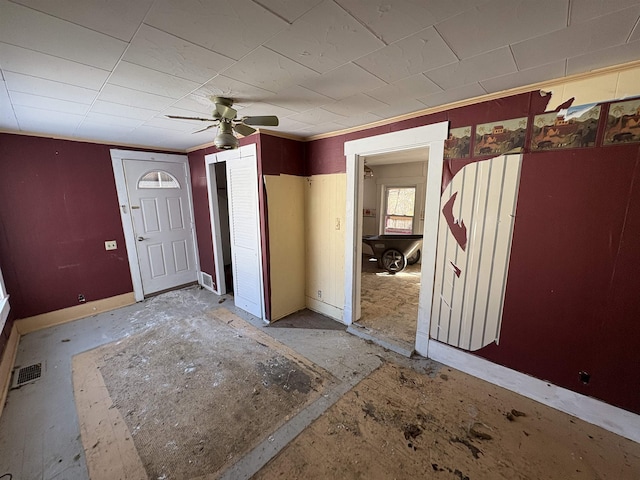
579 371 591 384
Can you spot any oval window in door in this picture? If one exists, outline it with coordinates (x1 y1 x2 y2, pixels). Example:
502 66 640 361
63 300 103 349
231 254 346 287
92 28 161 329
138 170 181 189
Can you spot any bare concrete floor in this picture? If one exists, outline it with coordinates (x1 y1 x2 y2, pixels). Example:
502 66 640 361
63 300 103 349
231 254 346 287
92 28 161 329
0 286 638 479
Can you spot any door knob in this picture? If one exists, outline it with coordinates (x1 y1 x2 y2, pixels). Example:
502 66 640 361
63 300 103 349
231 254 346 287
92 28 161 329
137 236 145 241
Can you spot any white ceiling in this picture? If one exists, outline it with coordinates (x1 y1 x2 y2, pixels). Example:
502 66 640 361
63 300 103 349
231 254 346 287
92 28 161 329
1 0 639 151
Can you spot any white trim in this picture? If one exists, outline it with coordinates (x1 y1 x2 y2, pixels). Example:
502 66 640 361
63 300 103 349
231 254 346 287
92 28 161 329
0 266 8 333
199 272 215 293
429 341 640 443
343 123 449 355
110 149 200 302
207 144 266 321
305 296 344 323
0 297 9 333
205 153 227 295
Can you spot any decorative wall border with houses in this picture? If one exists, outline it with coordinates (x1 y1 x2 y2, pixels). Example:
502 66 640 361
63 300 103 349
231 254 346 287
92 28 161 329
443 96 640 160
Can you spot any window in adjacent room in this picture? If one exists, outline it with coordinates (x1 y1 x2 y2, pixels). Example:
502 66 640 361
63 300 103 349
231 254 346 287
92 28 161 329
383 186 416 234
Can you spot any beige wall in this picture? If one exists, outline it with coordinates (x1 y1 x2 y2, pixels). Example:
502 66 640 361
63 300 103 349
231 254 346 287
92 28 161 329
304 173 346 321
547 65 640 110
265 175 306 321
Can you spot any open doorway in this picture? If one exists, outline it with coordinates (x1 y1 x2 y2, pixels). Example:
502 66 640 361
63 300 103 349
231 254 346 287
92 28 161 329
355 152 428 353
212 162 232 293
343 122 449 356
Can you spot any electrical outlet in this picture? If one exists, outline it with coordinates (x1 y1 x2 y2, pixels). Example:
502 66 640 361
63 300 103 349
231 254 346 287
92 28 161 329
335 218 341 230
317 290 322 299
78 293 86 303
105 240 117 250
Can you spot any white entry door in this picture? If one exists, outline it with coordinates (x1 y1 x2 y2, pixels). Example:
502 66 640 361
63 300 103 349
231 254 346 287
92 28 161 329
225 147 264 319
123 159 198 295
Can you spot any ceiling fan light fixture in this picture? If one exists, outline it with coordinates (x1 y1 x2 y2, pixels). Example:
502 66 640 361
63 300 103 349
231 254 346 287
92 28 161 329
166 97 278 149
214 121 239 150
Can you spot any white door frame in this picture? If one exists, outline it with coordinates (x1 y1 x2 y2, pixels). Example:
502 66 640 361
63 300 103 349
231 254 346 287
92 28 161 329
204 154 227 296
111 149 200 302
205 144 265 319
343 122 448 356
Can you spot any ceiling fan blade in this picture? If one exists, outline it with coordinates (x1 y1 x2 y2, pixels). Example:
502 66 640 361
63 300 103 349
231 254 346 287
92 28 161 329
192 124 217 134
166 115 216 122
216 104 237 120
233 123 256 137
242 115 279 126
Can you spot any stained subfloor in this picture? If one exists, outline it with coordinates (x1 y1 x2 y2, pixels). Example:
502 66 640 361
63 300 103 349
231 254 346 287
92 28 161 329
357 254 421 352
0 287 638 479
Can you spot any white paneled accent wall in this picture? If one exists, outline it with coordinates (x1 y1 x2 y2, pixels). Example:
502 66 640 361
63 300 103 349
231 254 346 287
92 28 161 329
431 154 522 351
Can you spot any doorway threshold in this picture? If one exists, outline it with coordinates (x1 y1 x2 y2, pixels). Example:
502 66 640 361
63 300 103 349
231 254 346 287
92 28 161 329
143 281 199 299
347 323 414 358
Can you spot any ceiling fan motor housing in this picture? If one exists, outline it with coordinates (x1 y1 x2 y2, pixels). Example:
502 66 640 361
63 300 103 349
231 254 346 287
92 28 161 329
214 121 239 150
166 97 277 149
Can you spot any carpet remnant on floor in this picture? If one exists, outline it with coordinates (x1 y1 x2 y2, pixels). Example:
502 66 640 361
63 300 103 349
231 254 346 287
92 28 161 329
73 308 332 480
254 362 640 480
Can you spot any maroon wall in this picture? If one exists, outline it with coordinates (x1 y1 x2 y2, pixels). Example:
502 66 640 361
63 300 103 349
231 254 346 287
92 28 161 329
259 134 306 176
0 133 134 321
305 93 640 414
187 149 215 279
481 145 640 413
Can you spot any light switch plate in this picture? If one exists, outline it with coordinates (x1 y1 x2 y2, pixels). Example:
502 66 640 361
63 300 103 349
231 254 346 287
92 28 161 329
105 240 117 250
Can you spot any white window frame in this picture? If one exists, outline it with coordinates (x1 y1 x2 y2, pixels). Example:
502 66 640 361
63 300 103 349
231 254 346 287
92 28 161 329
382 185 418 235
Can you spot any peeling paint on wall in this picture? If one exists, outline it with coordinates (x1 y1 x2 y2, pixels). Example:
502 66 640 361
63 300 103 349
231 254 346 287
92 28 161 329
442 192 467 251
431 154 522 352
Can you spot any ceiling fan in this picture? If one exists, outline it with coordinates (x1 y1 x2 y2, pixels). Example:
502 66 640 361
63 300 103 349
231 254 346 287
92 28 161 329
166 96 279 150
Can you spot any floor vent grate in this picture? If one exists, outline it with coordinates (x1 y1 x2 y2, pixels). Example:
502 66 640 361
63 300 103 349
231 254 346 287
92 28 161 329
12 362 43 388
201 272 214 290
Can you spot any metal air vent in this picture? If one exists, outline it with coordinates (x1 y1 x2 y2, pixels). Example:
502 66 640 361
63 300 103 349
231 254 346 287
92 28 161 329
12 362 44 388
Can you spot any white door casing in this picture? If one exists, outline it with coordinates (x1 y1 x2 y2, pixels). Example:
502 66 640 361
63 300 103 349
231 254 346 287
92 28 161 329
206 144 265 320
204 159 227 296
111 150 199 301
344 122 449 356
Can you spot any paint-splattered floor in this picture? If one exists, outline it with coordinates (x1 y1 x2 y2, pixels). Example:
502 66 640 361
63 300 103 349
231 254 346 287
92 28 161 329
256 363 640 480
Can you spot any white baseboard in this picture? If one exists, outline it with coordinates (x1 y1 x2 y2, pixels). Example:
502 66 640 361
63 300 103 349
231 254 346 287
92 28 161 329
305 296 344 324
428 340 640 443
